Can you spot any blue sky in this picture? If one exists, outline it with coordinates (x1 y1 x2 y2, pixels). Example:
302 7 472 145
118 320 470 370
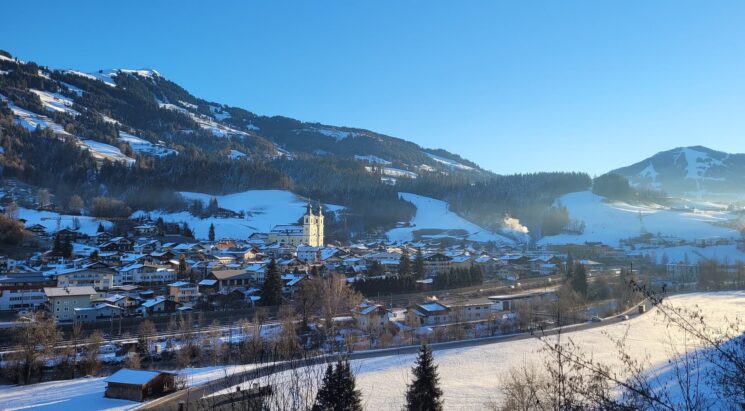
3 1 744 175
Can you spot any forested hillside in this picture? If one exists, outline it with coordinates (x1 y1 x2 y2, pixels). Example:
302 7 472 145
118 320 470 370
0 50 590 239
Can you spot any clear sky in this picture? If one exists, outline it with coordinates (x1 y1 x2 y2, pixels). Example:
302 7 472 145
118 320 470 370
3 1 745 175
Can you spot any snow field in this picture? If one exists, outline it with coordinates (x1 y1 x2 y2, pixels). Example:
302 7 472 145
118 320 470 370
538 191 739 247
386 193 514 244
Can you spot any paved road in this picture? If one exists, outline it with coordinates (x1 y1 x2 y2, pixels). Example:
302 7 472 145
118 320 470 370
139 302 645 410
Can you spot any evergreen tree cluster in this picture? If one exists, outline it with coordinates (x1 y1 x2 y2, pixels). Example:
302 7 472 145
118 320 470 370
260 259 283 306
312 360 362 411
432 265 483 290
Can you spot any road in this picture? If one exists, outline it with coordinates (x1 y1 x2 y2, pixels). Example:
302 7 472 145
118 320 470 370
139 301 646 410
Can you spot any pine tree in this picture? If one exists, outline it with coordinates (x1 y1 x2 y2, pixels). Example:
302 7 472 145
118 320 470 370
570 264 588 297
312 364 337 411
335 360 362 410
61 238 73 259
260 258 282 306
208 223 215 242
566 252 575 277
399 249 411 278
97 222 105 233
312 360 362 411
414 248 425 279
52 234 62 255
405 344 443 411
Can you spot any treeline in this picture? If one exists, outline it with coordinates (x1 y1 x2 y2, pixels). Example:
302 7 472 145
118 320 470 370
399 171 592 238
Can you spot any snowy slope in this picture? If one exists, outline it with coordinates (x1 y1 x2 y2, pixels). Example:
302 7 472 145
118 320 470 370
538 191 739 246
426 152 474 171
30 89 80 117
386 193 514 244
135 190 343 240
118 131 177 157
18 208 113 236
354 154 391 165
80 140 135 166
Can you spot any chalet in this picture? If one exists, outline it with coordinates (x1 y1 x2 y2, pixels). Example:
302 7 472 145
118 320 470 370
149 250 175 264
57 262 117 289
138 296 177 317
26 223 47 237
406 301 451 326
92 231 113 245
44 286 97 322
56 228 80 243
209 269 253 292
74 303 124 322
133 224 159 236
104 369 179 402
423 253 453 276
487 290 551 311
281 274 306 296
197 278 218 295
167 281 201 303
352 302 391 331
100 237 135 253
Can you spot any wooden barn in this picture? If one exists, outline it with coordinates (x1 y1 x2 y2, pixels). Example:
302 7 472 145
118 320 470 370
104 368 178 402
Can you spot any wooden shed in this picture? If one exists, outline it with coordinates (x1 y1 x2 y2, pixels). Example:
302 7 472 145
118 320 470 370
104 368 178 402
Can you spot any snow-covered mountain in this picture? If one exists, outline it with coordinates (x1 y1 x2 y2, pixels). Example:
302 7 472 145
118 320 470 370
611 146 745 199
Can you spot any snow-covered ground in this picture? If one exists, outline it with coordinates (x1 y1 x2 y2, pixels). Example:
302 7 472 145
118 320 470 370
632 243 745 264
218 292 743 410
539 191 739 247
158 101 248 138
300 127 358 141
118 131 177 157
3 293 741 410
425 152 474 171
18 208 113 236
228 149 246 160
365 166 418 179
0 364 259 411
354 154 391 165
135 190 343 240
1 95 70 135
347 292 745 410
30 89 80 117
80 140 135 165
386 193 513 244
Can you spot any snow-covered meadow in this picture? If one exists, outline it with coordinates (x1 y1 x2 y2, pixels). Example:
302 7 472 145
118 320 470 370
17 208 113 236
134 190 343 240
243 292 744 410
538 191 740 247
386 193 514 244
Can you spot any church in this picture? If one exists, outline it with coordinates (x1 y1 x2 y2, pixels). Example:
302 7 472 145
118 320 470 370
267 201 324 247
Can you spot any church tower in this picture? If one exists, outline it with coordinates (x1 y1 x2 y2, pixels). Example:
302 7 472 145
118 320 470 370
316 201 324 246
302 200 324 246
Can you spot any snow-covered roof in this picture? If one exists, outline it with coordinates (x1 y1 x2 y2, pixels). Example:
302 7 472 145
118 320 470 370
105 369 165 385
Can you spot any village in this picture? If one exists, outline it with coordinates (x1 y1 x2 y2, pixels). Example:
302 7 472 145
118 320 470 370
0 191 734 407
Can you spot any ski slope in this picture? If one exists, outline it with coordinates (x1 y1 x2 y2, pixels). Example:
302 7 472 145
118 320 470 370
539 191 739 247
386 193 513 244
135 190 343 240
